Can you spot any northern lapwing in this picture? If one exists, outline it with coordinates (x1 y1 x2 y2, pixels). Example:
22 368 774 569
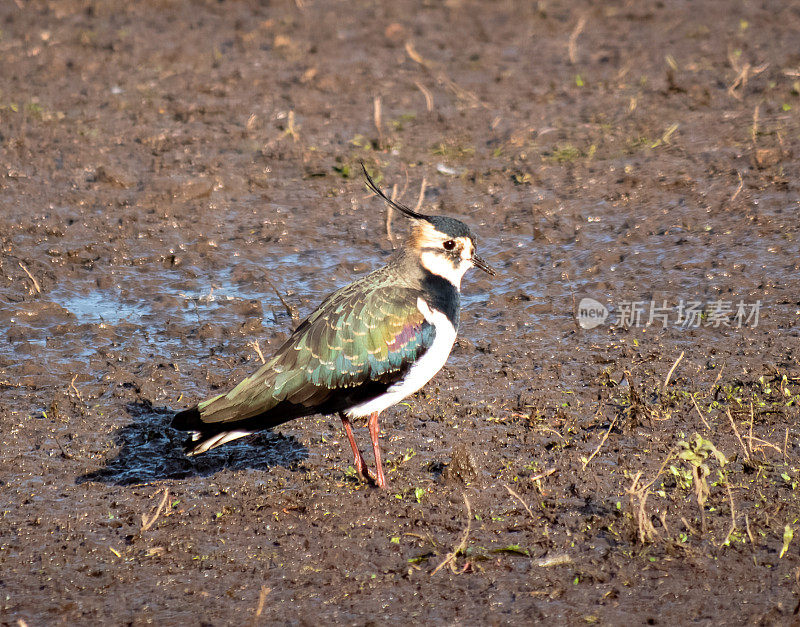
172 165 495 488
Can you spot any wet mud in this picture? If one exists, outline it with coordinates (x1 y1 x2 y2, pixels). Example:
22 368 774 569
2 0 800 624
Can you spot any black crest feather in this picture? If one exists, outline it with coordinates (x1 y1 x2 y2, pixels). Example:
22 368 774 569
361 162 429 221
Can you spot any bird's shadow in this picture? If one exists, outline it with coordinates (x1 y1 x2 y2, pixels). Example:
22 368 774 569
77 401 308 486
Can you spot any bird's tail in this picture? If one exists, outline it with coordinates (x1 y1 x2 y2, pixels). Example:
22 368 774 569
171 402 253 456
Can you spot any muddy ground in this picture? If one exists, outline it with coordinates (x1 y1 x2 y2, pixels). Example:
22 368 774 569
2 0 800 624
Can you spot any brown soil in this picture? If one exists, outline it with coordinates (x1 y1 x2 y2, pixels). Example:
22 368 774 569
2 0 800 624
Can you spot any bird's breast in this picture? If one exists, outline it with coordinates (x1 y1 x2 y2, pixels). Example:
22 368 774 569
345 297 457 417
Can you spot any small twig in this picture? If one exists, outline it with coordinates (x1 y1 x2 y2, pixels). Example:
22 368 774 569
727 56 768 100
18 262 41 294
626 471 658 544
141 487 170 533
69 374 83 402
254 585 270 619
691 464 709 527
385 183 399 243
658 510 670 537
728 62 751 100
413 177 427 213
662 351 684 394
568 13 588 65
414 80 434 112
726 409 750 463
690 395 711 431
582 415 617 470
710 363 725 394
530 467 557 483
504 484 535 519
265 277 299 326
405 40 484 107
751 104 760 145
534 426 566 441
405 40 425 65
275 110 300 145
398 165 410 201
681 516 701 538
248 340 266 365
287 110 298 141
373 96 383 149
745 513 755 545
721 483 737 547
624 446 678 544
53 434 73 459
535 554 572 567
744 435 783 455
730 171 744 203
748 402 755 457
783 428 789 463
564 271 578 330
431 493 472 575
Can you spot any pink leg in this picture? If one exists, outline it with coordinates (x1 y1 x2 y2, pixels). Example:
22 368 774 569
340 413 371 482
367 411 387 489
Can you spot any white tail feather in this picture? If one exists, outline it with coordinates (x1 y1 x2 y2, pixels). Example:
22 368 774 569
187 430 252 455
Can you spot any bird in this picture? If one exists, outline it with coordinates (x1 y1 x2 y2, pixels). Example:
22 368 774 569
171 164 495 488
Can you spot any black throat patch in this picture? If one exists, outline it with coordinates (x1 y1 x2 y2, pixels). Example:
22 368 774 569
420 270 461 329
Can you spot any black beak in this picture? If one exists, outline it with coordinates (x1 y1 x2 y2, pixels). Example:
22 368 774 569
472 254 496 276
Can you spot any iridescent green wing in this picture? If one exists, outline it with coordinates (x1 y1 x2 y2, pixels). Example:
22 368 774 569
195 282 434 424
295 282 434 388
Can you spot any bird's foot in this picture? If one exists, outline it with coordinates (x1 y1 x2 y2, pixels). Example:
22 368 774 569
353 457 375 486
373 466 387 489
368 411 388 489
350 457 385 488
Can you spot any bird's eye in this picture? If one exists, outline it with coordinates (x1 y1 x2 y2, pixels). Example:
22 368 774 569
443 240 456 251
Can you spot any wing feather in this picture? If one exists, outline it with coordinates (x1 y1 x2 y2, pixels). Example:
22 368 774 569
190 277 435 426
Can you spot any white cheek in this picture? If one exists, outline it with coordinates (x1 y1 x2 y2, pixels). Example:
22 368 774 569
420 250 470 290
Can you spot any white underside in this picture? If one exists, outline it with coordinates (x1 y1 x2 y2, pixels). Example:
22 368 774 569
345 297 457 418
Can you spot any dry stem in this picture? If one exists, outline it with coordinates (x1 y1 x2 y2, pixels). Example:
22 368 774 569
726 409 750 463
730 171 744 202
720 483 737 547
582 415 617 470
414 80 434 112
373 96 383 149
69 374 83 402
254 585 270 618
751 104 760 145
530 467 557 483
248 340 266 364
568 14 588 65
690 395 711 431
266 278 299 325
662 351 684 393
385 183 399 242
19 262 41 294
413 177 427 213
431 493 472 575
783 428 789 463
626 471 658 543
405 40 483 107
504 484 535 519
625 448 676 544
141 487 170 533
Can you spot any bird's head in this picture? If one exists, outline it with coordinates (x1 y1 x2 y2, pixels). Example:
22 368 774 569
362 164 496 290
